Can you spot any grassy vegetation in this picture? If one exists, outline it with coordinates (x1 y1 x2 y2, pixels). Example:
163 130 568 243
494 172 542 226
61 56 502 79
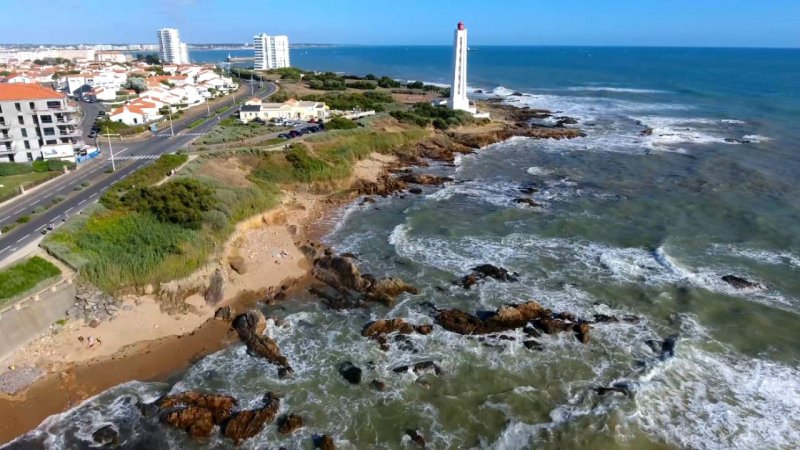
187 118 205 129
0 171 58 201
326 116 358 130
391 102 475 130
100 154 187 209
0 256 61 306
98 119 147 136
300 91 396 112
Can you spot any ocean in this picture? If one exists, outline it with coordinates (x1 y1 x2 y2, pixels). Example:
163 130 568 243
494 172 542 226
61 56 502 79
9 46 800 449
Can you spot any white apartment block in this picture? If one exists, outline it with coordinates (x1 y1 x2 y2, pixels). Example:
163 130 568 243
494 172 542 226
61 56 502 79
0 84 82 163
157 28 190 65
253 34 290 70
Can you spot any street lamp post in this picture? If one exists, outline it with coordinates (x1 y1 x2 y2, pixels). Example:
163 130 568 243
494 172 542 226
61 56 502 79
168 108 175 137
205 96 211 117
105 127 116 172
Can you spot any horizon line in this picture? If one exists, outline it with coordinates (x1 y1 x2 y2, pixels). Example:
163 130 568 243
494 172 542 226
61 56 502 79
1 43 799 50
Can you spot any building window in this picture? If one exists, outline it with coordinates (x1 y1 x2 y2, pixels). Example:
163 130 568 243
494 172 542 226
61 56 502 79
18 116 24 125
27 152 34 162
40 115 52 123
29 102 35 110
15 103 21 112
43 127 55 136
46 139 57 145
21 129 27 137
24 141 30 149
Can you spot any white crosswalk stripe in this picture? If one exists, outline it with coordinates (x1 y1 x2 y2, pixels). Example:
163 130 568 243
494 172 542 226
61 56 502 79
156 132 205 137
113 155 161 160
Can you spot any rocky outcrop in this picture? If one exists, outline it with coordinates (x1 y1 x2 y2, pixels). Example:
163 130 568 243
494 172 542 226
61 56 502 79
594 383 633 398
514 197 540 207
456 264 519 289
277 413 304 436
161 406 215 439
229 256 247 275
338 361 363 384
315 435 337 450
722 275 761 289
232 310 290 368
397 174 454 185
214 306 233 321
393 361 442 376
362 318 415 338
646 334 679 360
353 174 407 197
222 392 280 445
68 287 123 325
158 391 237 425
310 251 418 307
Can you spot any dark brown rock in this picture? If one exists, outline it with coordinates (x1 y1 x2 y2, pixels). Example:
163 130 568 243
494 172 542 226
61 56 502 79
315 434 336 450
229 256 247 274
523 340 544 351
92 425 119 447
406 429 426 448
223 392 280 445
338 361 362 385
161 406 215 439
415 324 433 335
362 318 415 338
353 174 407 196
574 322 591 344
232 310 289 368
214 306 233 321
722 275 761 289
435 301 550 335
371 379 387 391
277 413 304 436
532 317 573 335
514 197 540 207
397 174 454 185
158 392 237 425
366 278 419 306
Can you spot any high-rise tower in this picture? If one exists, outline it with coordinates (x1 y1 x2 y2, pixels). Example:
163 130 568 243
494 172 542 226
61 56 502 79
448 21 473 113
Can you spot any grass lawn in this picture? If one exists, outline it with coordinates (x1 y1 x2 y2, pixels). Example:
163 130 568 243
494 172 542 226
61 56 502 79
0 172 58 201
0 256 61 306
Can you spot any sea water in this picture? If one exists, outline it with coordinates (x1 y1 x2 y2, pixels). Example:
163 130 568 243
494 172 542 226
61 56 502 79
7 46 800 449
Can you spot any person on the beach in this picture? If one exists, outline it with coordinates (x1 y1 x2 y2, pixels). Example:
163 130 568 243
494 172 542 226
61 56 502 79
87 336 96 350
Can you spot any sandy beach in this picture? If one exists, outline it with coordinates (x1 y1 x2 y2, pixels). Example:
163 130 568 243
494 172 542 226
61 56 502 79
0 152 396 444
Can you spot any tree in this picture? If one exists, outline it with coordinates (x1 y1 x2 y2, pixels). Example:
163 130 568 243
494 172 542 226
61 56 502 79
326 116 358 130
121 179 216 229
407 81 425 90
364 74 378 80
377 76 401 88
136 53 161 65
124 77 147 94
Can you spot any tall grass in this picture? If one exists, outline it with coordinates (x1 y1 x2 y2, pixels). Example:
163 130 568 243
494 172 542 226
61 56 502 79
0 256 61 305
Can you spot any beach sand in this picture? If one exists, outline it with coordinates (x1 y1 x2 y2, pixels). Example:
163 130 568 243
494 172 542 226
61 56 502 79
0 152 396 445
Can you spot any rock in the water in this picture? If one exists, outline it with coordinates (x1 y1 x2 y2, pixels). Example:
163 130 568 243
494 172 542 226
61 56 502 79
223 392 280 445
393 361 442 376
532 317 573 335
338 361 363 385
277 413 304 436
214 306 233 321
92 425 119 447
161 406 215 439
595 382 633 397
405 429 426 448
646 334 679 360
523 340 544 351
415 324 433 335
232 310 289 368
722 275 761 289
158 391 237 425
435 301 549 335
574 322 591 343
371 379 387 391
362 318 414 339
456 264 518 288
353 174 407 197
315 434 336 450
397 174 454 185
409 187 423 195
366 278 419 306
278 367 294 379
514 197 540 207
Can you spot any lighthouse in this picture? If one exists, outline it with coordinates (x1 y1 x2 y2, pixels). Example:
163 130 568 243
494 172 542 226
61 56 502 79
448 21 475 113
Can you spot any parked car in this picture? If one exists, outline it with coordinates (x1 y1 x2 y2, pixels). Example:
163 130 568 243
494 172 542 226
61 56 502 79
97 110 106 116
288 130 301 138
278 133 290 139
308 118 318 123
88 131 97 138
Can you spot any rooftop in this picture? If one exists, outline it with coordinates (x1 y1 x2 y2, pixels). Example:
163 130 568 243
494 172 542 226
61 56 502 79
0 83 65 101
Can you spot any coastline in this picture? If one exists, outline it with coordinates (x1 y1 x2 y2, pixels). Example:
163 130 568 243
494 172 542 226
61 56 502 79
0 101 582 444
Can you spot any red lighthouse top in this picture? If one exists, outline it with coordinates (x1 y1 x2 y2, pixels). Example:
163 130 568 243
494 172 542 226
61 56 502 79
457 21 465 31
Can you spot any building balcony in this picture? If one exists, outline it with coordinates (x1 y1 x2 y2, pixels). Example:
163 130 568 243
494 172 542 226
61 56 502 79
58 128 83 137
38 104 79 113
0 122 10 129
55 116 79 125
0 134 13 142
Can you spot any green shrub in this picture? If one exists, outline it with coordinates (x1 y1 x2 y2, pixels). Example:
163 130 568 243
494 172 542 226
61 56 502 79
347 81 377 90
377 76 402 88
0 163 33 176
52 196 65 204
32 206 47 214
101 154 188 209
300 91 395 112
81 181 91 187
326 117 358 130
0 256 61 303
1 224 15 233
121 179 216 229
187 118 205 129
16 215 30 224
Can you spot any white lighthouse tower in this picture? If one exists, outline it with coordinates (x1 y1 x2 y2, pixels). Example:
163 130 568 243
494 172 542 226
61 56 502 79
448 21 475 113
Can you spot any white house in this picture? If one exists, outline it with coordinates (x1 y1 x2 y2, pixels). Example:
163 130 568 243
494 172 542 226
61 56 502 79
239 98 329 123
89 87 116 102
109 98 163 125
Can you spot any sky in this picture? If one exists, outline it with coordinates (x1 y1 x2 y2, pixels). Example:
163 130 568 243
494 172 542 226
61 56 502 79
2 0 799 48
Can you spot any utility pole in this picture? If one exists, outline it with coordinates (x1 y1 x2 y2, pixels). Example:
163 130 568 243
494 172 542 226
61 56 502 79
168 108 175 137
106 127 116 172
250 72 254 96
205 96 210 116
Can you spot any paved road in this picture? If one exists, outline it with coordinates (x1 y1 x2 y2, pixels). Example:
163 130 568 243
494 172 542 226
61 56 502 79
0 81 276 266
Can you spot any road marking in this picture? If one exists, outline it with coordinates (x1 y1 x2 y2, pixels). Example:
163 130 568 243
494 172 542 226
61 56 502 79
78 199 86 205
65 207 73 213
10 247 17 252
13 208 25 214
0 246 9 253
90 192 99 198
16 235 28 243
113 155 161 160
0 217 6 223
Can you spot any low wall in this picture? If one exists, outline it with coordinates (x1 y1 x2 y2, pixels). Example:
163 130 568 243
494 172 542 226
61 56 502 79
0 279 76 361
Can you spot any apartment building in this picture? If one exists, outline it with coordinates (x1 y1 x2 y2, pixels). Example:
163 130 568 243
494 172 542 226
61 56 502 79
157 28 190 65
253 34 290 70
0 84 81 163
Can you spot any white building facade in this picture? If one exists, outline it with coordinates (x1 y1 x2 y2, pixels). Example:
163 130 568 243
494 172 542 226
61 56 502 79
254 34 290 70
157 28 190 65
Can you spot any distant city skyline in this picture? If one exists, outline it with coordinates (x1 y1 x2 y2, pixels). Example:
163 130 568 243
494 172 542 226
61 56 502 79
2 0 799 48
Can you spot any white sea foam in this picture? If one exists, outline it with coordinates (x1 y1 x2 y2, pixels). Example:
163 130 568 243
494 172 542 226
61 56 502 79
742 134 772 143
526 166 552 176
710 244 800 270
566 86 670 94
